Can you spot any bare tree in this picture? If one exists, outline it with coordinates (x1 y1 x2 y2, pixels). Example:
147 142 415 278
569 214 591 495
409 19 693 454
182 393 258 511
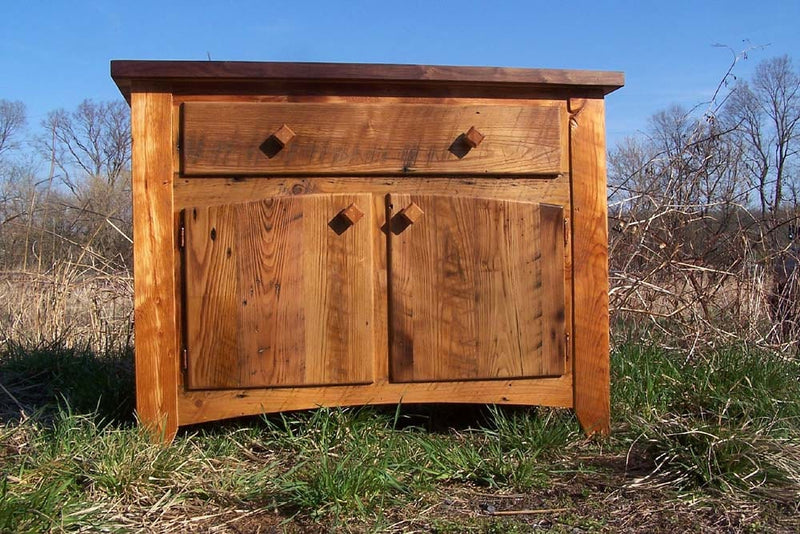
36 100 133 269
725 56 800 223
608 56 800 352
0 100 26 159
42 100 131 193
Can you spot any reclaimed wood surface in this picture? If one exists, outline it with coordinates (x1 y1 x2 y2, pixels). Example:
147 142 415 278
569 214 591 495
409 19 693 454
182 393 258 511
388 194 567 382
115 60 621 440
173 176 571 210
177 375 574 425
569 98 611 435
183 194 375 389
112 61 624 100
181 102 562 176
171 97 571 178
539 203 568 375
131 88 179 442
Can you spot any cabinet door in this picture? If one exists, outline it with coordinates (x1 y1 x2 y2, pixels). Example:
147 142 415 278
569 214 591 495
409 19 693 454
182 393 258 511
388 194 566 382
183 194 374 389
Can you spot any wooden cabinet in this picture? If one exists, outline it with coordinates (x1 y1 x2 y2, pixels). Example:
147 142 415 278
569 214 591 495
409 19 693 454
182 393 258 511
112 61 623 441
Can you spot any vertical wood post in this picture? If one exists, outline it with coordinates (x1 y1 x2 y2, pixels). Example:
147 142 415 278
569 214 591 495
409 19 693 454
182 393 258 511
131 86 178 442
569 97 610 435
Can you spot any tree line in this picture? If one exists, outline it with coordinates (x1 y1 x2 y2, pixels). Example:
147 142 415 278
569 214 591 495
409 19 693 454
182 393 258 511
0 99 131 272
608 54 800 348
0 54 798 347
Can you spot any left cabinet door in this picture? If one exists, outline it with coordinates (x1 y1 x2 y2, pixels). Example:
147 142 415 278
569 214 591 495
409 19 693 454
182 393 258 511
182 194 375 389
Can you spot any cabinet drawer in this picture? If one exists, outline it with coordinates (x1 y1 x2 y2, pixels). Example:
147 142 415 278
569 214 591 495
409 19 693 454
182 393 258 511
181 102 563 176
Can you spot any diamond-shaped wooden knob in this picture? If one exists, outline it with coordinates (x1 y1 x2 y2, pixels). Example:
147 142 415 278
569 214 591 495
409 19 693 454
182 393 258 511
340 203 364 225
400 202 424 224
272 124 296 148
464 126 485 148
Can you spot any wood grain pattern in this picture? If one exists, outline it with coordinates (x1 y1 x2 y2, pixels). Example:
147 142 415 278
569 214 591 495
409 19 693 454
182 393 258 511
170 97 570 181
540 204 567 375
177 376 574 425
388 194 567 382
569 98 611 435
183 194 374 389
173 176 572 211
131 88 179 442
165 82 611 104
181 102 563 176
111 60 624 101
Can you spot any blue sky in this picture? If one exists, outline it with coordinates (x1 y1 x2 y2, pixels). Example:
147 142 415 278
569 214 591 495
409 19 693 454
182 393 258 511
1 0 798 147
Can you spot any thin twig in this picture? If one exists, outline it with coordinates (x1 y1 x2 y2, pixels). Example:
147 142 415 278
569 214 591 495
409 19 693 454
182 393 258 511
0 381 29 415
488 508 569 516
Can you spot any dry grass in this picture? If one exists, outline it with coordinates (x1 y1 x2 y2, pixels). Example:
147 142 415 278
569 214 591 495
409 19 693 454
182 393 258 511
0 267 133 352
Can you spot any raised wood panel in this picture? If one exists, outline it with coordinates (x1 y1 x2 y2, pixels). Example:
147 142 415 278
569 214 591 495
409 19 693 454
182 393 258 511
173 96 568 173
183 194 375 389
181 102 563 176
540 204 567 375
388 194 567 382
173 98 570 180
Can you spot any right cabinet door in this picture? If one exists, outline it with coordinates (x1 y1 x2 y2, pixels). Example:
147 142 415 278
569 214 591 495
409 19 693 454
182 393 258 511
388 194 567 382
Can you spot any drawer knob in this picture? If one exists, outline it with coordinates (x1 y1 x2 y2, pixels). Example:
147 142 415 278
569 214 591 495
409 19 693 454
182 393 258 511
340 203 364 225
399 202 424 225
464 126 485 148
272 124 296 148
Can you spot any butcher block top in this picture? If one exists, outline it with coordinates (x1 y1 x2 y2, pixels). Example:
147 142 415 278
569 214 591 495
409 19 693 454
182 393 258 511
111 60 624 99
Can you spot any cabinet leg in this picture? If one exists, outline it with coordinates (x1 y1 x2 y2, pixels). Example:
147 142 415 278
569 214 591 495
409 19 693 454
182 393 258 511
131 87 179 444
136 402 178 443
569 98 611 436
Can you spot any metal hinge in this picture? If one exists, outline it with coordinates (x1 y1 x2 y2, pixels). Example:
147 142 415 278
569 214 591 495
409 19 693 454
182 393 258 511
181 348 188 371
565 332 571 356
178 224 185 249
563 218 570 248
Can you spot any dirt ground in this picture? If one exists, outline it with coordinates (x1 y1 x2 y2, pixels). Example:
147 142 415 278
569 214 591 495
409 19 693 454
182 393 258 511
172 452 800 533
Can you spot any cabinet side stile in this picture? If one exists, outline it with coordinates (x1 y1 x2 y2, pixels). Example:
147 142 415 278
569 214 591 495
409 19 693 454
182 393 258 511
131 84 179 442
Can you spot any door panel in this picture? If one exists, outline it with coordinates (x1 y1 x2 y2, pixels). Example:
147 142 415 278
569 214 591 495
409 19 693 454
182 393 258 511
183 194 374 389
388 194 566 382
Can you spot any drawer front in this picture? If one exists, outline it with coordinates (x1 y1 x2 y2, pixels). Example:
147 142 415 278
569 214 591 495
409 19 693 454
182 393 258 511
181 102 563 176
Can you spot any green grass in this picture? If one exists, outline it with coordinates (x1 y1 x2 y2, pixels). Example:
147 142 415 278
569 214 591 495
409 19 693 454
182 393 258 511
1 337 799 531
613 341 800 492
0 341 135 423
260 407 412 523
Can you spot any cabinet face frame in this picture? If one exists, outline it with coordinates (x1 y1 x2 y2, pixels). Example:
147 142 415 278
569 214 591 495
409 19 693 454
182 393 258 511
116 61 622 442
